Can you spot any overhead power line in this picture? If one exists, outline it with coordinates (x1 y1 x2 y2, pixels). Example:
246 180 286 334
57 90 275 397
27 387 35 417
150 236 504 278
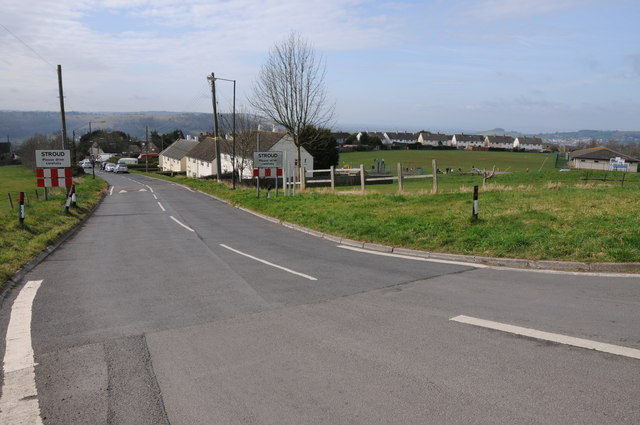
0 22 56 70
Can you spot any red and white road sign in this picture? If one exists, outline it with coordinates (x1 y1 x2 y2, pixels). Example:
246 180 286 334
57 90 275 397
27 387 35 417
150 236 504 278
253 168 282 178
36 168 73 188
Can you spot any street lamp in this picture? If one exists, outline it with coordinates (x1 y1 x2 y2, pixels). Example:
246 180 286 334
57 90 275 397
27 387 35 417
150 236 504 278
213 77 236 189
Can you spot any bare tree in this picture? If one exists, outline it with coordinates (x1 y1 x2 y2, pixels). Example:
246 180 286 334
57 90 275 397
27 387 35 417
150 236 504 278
17 134 59 169
250 32 333 177
220 111 266 181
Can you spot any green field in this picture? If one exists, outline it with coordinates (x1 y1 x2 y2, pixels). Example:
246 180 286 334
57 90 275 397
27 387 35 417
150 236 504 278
318 150 564 194
339 150 558 174
0 165 107 286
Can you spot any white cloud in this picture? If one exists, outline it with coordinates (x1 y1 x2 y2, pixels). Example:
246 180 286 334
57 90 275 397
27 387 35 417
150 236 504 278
459 0 590 21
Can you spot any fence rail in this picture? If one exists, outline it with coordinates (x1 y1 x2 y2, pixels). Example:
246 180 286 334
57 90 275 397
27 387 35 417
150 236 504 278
301 162 440 193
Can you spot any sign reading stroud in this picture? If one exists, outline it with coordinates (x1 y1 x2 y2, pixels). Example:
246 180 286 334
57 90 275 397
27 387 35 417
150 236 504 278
36 150 71 168
253 151 283 168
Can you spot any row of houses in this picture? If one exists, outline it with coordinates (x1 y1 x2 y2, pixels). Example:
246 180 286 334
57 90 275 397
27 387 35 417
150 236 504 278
357 131 546 152
159 132 314 179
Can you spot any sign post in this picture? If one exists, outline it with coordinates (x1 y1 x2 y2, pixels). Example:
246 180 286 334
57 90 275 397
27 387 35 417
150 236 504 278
35 150 73 209
253 151 283 198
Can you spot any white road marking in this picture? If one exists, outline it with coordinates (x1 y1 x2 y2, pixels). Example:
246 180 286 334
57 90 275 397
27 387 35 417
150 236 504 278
450 315 640 360
337 245 487 268
338 246 639 278
170 215 194 232
146 185 154 193
109 186 114 196
157 202 166 212
119 190 127 193
153 194 158 200
0 280 44 424
220 244 317 281
139 188 147 192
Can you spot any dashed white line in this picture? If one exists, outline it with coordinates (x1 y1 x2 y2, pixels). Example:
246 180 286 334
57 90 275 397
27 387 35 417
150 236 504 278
450 315 640 360
157 202 166 212
146 185 154 193
220 244 317 281
170 215 194 232
153 194 158 200
109 186 114 196
0 280 44 424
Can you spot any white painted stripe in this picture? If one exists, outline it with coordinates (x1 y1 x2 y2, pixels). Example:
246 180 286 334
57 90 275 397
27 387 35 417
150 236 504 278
146 185 154 193
157 202 166 211
337 245 487 268
450 315 640 360
0 280 44 424
153 194 158 200
170 215 194 232
220 244 317 281
109 186 114 196
338 246 639 278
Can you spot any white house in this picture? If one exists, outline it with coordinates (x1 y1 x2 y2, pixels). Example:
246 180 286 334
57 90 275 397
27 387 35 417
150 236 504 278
514 136 544 152
183 131 314 179
185 138 216 178
484 135 515 150
159 137 201 172
419 132 452 147
452 134 485 149
269 134 314 177
569 146 639 172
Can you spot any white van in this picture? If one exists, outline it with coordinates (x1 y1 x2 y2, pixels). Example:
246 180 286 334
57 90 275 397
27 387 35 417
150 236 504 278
117 158 138 165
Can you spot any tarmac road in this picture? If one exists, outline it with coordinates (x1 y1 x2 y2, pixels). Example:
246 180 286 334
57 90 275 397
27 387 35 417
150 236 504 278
0 170 638 424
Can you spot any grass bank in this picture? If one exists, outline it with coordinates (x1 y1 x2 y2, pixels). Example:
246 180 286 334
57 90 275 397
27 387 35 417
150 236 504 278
0 165 107 286
138 169 640 263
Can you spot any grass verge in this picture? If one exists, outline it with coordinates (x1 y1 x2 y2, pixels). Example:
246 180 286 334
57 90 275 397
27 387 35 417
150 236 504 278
136 169 640 264
0 166 107 287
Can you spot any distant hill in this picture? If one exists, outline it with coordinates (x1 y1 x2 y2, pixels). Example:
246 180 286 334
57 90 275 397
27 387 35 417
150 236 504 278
0 111 226 143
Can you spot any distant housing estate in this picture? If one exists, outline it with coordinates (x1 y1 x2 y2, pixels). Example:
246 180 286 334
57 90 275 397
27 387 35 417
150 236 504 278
351 131 545 152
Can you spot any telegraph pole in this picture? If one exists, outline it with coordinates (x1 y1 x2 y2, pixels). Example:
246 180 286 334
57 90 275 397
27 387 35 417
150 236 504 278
207 72 222 182
145 125 149 173
57 65 70 159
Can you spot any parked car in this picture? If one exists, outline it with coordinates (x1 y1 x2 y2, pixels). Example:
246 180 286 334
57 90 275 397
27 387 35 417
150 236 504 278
104 163 116 172
114 164 128 173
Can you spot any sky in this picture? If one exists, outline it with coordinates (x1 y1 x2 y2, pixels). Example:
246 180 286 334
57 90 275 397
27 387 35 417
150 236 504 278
1 0 639 133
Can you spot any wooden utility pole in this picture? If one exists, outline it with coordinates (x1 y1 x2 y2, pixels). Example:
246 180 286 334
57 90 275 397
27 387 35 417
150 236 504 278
432 159 438 193
57 65 69 156
145 125 149 173
207 73 222 182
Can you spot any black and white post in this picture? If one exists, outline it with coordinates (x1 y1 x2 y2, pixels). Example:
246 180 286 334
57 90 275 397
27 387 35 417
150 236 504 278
472 185 479 220
18 192 25 224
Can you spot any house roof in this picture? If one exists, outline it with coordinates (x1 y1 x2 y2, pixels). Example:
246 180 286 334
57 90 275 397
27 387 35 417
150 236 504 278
516 136 543 145
185 131 288 162
454 134 484 142
219 131 287 156
159 138 201 160
185 138 217 161
570 146 639 163
386 132 418 141
422 132 451 141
